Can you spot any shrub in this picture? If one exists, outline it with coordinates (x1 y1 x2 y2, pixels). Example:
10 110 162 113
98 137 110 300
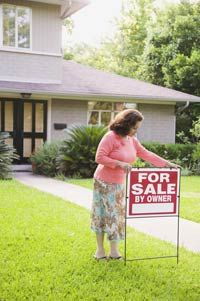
191 143 200 175
143 142 196 169
57 125 107 178
30 141 61 177
0 132 18 179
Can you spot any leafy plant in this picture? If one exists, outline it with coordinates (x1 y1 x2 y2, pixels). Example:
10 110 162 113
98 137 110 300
30 141 62 177
57 125 107 178
0 132 18 179
191 143 200 175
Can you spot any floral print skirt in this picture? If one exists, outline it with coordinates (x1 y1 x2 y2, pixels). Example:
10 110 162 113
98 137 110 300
91 178 125 242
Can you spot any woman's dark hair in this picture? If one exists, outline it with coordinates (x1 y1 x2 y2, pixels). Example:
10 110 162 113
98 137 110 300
109 109 144 136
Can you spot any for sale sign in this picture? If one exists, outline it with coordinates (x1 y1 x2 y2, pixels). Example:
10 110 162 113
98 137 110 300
127 168 180 217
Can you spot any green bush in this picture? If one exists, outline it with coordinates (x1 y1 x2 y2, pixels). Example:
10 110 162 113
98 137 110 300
142 142 198 173
0 132 18 179
192 143 200 175
57 125 107 178
30 141 61 177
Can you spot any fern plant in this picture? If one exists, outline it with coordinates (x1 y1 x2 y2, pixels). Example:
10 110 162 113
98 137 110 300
30 141 62 177
57 125 107 178
0 132 18 179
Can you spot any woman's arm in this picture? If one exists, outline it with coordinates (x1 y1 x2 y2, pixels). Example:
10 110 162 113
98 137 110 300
134 138 180 168
95 133 118 169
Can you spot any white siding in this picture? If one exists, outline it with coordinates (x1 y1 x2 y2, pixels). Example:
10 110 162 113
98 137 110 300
0 0 62 82
32 3 61 53
137 104 176 143
51 99 88 140
0 0 61 53
0 50 62 83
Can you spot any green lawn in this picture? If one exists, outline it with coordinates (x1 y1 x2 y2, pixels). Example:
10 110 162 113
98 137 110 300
181 176 200 193
66 176 200 224
0 180 200 300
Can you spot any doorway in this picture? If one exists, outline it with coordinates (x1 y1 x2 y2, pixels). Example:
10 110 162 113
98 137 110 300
0 99 47 163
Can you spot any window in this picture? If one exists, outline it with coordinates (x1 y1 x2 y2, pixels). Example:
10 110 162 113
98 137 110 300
0 4 31 49
87 102 137 126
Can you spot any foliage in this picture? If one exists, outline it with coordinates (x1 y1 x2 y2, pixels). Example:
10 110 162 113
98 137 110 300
176 103 200 143
64 0 200 144
139 0 200 96
132 158 149 167
142 142 198 172
190 116 200 140
63 17 74 35
192 143 200 175
1 180 200 300
64 0 154 77
57 125 107 178
30 141 61 177
0 132 18 179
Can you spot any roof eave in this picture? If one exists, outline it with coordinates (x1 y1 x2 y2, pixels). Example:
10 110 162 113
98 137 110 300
61 0 90 19
1 88 200 104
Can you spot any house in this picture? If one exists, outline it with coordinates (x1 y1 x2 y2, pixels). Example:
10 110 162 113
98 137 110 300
0 0 200 164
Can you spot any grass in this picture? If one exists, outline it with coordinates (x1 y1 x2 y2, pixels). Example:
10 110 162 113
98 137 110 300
66 178 93 190
0 180 200 300
66 176 200 224
181 176 200 193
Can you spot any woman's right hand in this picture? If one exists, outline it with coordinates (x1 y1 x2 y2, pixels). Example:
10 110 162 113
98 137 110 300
116 161 132 172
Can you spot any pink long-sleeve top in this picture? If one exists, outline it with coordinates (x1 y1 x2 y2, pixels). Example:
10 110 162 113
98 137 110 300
94 130 168 184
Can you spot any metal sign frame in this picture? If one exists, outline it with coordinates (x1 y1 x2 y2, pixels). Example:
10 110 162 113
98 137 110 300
124 167 181 265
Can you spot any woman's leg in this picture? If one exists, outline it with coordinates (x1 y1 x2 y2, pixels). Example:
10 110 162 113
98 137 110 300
109 241 121 258
95 233 106 258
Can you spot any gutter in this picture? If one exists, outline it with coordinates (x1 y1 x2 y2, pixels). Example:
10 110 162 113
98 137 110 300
61 0 72 19
61 0 90 19
176 100 190 113
0 88 199 104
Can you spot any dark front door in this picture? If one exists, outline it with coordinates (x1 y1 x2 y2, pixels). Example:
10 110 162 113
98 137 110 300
0 99 47 163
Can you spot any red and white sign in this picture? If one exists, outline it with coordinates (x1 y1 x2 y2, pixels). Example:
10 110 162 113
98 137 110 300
127 168 180 217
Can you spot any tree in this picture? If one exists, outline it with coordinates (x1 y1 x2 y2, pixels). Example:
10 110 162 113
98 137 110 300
64 0 200 143
139 0 200 96
64 0 154 77
176 103 200 143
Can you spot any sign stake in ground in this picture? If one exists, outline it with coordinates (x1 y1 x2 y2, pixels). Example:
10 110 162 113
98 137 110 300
124 167 181 265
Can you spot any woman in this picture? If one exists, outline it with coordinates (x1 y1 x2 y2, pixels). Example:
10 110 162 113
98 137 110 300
91 109 178 260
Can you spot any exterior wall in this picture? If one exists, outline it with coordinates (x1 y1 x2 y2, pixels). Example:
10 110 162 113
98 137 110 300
0 51 62 83
51 99 88 140
137 104 176 143
0 0 62 83
0 0 61 53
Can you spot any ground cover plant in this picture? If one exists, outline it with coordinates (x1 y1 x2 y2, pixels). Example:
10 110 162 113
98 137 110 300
57 125 107 178
0 180 200 300
66 176 200 224
0 132 18 179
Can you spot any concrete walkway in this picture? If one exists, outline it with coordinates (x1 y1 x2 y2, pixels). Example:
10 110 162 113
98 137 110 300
15 172 200 254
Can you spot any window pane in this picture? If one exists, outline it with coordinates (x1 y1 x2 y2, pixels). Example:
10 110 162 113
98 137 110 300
88 102 112 110
101 112 111 126
3 5 16 47
24 103 32 132
88 111 99 125
23 138 32 157
35 103 44 133
125 103 137 109
17 8 30 48
5 101 13 131
114 102 125 111
35 139 43 152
